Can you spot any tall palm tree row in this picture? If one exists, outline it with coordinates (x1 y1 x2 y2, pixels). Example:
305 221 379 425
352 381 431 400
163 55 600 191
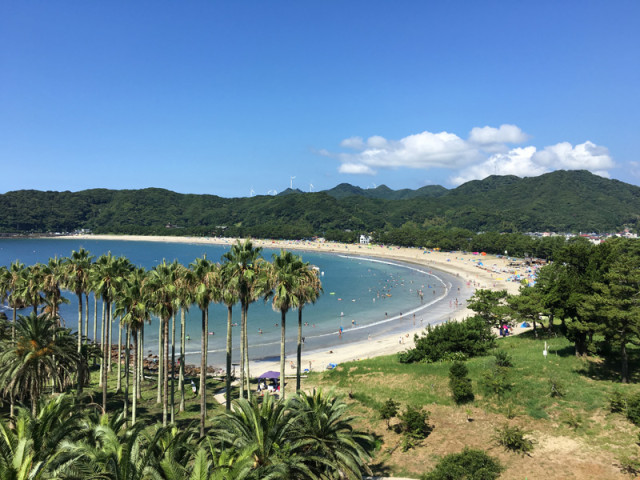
222 239 266 401
0 389 373 480
0 240 322 430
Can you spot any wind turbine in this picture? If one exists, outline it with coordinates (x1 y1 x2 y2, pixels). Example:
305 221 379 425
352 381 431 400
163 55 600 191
268 189 278 195
309 183 314 192
290 176 296 189
249 187 255 197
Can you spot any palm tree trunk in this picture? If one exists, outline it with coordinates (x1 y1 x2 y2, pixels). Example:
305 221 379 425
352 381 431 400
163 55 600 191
138 322 143 401
296 308 303 392
116 318 122 393
11 307 16 343
179 308 186 413
77 293 83 353
84 293 90 345
200 308 208 437
99 300 105 386
244 304 251 401
93 296 98 366
280 310 286 400
102 301 110 413
163 315 169 427
132 328 138 425
107 306 112 373
226 305 233 410
124 325 130 419
170 311 176 424
239 303 245 400
157 317 163 403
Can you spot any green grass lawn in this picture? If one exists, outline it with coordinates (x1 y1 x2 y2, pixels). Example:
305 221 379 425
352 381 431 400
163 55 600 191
308 331 640 478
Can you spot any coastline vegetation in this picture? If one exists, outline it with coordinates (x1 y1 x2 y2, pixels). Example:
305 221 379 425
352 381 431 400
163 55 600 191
2 234 640 477
1 171 638 249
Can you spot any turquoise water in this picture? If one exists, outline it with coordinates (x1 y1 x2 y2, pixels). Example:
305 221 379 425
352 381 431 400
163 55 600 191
0 238 468 366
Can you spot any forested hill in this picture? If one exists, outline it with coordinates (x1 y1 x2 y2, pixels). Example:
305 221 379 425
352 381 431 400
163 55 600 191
1 170 639 238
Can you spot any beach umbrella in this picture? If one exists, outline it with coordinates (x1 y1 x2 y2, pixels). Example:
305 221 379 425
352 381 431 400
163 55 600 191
257 370 280 379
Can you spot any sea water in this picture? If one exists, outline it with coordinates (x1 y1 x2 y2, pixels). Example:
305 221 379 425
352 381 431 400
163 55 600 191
0 238 470 366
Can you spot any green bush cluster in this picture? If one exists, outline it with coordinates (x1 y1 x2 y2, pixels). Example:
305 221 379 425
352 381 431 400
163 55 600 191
482 366 511 397
626 393 640 426
379 398 400 429
421 448 503 480
399 316 495 364
449 361 474 405
399 405 432 440
493 423 534 455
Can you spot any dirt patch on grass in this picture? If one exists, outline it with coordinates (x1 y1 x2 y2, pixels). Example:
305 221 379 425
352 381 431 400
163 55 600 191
366 404 628 479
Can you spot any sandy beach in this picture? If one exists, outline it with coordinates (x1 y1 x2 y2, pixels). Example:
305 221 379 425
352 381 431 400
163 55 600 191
58 234 532 376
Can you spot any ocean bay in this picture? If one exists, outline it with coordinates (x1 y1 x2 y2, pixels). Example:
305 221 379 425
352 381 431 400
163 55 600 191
0 238 468 367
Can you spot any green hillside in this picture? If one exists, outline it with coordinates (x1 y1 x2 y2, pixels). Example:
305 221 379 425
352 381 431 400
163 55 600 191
0 170 638 237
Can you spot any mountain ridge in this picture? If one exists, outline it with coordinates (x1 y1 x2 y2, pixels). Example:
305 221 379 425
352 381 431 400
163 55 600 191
0 170 638 236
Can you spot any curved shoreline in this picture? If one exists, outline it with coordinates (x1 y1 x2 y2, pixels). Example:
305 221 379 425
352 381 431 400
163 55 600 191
55 234 524 375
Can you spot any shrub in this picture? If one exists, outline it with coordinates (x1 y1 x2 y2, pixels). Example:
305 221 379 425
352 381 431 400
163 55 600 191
493 423 534 455
482 366 511 397
421 448 503 480
449 361 474 405
494 350 513 368
449 361 469 380
399 316 495 364
609 390 627 413
450 378 474 405
379 398 400 429
399 405 432 440
626 393 640 426
441 351 468 362
561 411 583 430
548 377 566 398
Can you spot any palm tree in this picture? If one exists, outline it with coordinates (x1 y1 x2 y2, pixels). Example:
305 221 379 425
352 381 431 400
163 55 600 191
0 312 80 415
64 248 94 354
210 394 312 479
191 256 221 436
40 256 68 322
144 260 179 427
173 263 194 414
222 239 264 400
188 438 254 480
114 267 150 425
294 266 322 392
0 394 84 480
91 253 126 413
220 262 239 411
268 250 306 400
63 411 169 480
18 264 44 314
288 389 374 479
0 265 9 320
4 261 26 342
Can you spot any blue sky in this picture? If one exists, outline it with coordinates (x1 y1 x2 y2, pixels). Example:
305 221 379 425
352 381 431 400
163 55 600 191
1 1 639 197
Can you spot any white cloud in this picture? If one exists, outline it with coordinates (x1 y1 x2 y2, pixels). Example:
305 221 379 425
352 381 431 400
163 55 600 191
532 141 613 171
334 131 480 175
338 163 376 175
327 125 613 184
451 146 544 185
469 124 529 145
451 141 614 185
340 137 364 150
